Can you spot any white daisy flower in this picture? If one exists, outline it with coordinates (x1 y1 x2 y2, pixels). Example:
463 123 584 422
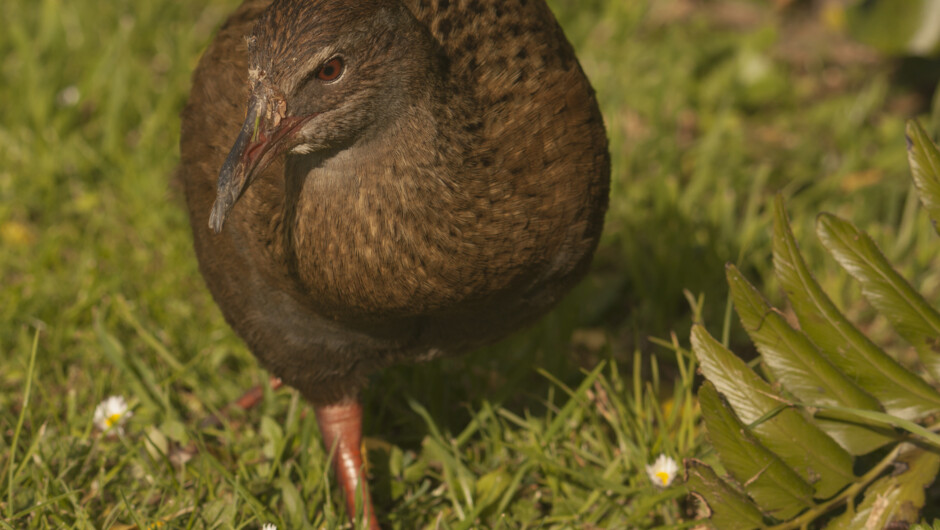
261 524 277 530
646 453 679 488
93 395 132 434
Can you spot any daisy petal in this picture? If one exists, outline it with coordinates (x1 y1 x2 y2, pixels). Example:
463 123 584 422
93 395 132 435
645 453 679 488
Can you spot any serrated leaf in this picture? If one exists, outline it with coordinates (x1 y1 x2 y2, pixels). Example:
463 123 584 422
685 459 765 529
809 409 896 457
817 213 940 382
699 382 815 520
825 444 940 529
906 119 940 235
772 195 940 420
810 403 940 447
727 264 892 454
692 325 854 498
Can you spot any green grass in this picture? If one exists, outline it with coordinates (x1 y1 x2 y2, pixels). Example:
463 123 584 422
1 0 937 527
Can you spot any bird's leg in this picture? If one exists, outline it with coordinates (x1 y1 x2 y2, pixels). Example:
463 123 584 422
315 400 379 530
199 376 283 429
232 376 283 411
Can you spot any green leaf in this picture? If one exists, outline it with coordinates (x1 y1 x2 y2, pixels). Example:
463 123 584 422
906 119 940 235
277 475 308 528
198 499 237 529
260 415 284 461
846 0 940 55
772 195 940 420
817 213 940 382
159 419 189 444
727 264 892 454
684 459 765 530
474 468 512 514
699 382 815 520
825 444 940 529
691 324 854 498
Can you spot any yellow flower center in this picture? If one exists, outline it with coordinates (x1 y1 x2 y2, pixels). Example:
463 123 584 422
655 471 670 486
105 413 122 428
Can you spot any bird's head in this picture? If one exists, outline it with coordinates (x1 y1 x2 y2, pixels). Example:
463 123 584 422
209 0 435 233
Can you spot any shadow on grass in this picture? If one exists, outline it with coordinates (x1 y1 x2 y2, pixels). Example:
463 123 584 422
360 194 749 450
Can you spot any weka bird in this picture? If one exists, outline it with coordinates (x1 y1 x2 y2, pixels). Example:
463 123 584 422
179 0 609 525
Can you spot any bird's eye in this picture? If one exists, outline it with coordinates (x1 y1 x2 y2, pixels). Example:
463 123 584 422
316 57 344 82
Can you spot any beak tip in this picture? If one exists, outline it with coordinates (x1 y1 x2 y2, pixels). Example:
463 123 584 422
208 199 228 234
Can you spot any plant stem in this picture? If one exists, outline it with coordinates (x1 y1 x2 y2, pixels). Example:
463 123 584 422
767 442 905 530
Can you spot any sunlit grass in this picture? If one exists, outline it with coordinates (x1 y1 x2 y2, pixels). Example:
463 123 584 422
1 0 935 527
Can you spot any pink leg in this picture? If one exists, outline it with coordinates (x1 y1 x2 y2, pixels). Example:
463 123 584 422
315 401 380 530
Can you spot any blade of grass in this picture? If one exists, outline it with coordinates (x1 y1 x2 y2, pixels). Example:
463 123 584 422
7 327 39 520
537 361 607 444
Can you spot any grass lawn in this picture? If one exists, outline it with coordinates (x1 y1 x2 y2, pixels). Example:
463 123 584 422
2 0 938 527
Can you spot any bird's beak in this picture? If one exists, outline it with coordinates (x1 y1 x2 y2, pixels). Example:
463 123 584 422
208 92 314 233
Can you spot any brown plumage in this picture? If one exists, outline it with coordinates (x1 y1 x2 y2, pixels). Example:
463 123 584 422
179 0 608 525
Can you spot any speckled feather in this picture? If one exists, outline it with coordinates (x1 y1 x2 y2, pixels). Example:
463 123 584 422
179 0 609 405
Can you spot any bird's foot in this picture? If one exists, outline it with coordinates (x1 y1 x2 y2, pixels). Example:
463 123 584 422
315 400 380 530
